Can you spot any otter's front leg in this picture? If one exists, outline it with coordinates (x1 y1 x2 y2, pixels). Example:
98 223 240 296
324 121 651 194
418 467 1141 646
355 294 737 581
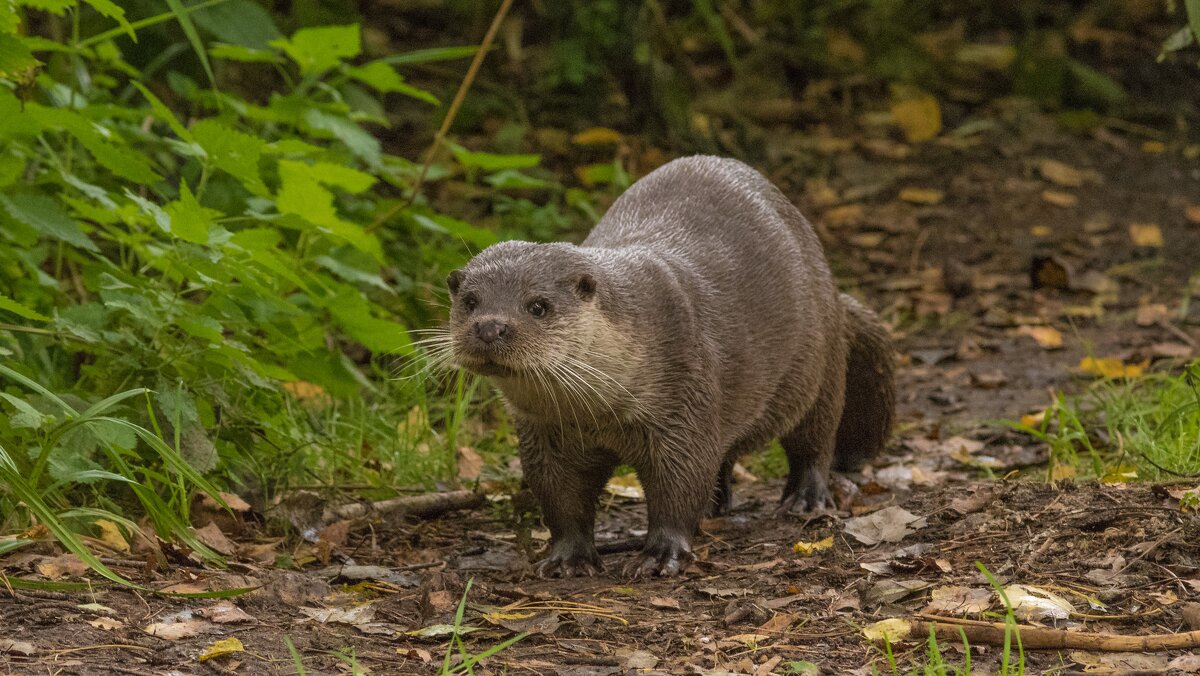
631 440 721 577
520 434 616 577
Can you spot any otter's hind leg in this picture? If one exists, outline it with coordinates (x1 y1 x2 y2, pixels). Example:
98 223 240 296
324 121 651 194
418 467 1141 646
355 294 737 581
709 459 734 516
777 373 845 514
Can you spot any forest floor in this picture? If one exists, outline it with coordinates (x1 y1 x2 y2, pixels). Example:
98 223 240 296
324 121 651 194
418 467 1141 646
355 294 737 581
4 96 1200 675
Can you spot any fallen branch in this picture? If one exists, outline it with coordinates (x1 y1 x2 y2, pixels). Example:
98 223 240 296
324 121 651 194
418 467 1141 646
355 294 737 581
321 490 485 525
911 615 1200 652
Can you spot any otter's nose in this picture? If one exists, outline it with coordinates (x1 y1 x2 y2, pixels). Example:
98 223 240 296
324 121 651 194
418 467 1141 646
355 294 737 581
475 319 508 344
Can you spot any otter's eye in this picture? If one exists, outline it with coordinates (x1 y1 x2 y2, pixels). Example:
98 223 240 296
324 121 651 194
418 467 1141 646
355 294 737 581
527 299 549 318
461 295 478 312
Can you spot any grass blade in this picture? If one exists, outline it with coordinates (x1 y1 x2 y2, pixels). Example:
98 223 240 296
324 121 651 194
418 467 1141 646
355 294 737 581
163 0 218 91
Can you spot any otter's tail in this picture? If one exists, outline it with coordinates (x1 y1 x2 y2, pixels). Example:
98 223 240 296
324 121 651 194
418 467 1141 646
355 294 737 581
833 294 895 472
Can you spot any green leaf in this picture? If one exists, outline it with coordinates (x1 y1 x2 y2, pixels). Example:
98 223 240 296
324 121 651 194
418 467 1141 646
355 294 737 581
302 108 380 166
276 160 382 259
327 288 410 355
410 212 498 248
131 81 192 141
209 42 282 64
272 24 360 75
164 181 212 244
346 62 439 105
162 0 215 89
80 0 135 40
191 119 268 195
305 162 376 193
450 144 541 172
26 105 160 183
0 392 52 429
376 45 477 66
0 192 98 251
0 33 39 81
0 292 50 322
190 0 281 50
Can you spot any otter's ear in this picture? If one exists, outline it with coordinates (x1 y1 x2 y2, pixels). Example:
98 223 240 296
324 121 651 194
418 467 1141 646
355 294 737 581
574 273 596 300
446 269 464 295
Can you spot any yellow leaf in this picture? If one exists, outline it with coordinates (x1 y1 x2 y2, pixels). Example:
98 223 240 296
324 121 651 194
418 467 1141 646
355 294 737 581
95 519 130 554
792 536 834 556
890 94 941 143
1141 140 1165 154
1186 205 1200 225
1080 356 1148 379
822 204 864 227
898 187 944 205
1128 223 1163 247
1029 225 1052 237
1038 158 1086 188
1100 464 1139 483
571 127 623 146
605 474 644 499
1041 190 1078 207
198 637 244 662
863 618 913 642
1017 325 1063 350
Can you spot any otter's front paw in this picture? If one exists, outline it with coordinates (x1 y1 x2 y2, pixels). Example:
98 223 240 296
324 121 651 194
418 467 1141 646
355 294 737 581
536 542 603 578
776 472 834 515
627 533 695 577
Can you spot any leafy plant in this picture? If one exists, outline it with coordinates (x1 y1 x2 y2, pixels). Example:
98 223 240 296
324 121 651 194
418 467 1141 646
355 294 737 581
0 1 531 564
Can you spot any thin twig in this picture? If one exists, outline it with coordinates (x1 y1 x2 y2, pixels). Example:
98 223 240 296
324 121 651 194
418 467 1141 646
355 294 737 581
367 0 515 233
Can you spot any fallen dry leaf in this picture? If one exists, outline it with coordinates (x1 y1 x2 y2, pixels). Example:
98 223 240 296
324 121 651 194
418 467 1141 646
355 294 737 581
1128 223 1163 247
281 380 331 407
1017 325 1064 349
35 553 89 580
1080 356 1148 379
87 617 124 630
792 536 834 556
1186 205 1200 225
193 522 236 557
863 618 912 642
95 519 130 553
649 597 681 610
300 604 376 625
925 586 992 615
457 446 483 481
0 639 36 656
143 617 212 640
605 474 644 499
898 187 944 205
843 506 927 546
1041 190 1078 207
1038 158 1095 187
849 232 886 248
1135 303 1169 327
198 637 245 662
1141 140 1166 154
199 601 256 625
890 94 942 143
571 127 622 146
822 204 865 227
1004 584 1074 621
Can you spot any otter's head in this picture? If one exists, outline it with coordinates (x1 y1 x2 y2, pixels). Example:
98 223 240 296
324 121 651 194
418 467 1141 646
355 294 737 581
446 241 599 378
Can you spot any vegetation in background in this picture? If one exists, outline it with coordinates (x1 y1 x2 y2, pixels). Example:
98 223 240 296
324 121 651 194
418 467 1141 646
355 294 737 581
1012 361 1200 482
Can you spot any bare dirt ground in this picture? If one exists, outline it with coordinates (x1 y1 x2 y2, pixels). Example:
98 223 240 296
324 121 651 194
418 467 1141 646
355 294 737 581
4 94 1200 675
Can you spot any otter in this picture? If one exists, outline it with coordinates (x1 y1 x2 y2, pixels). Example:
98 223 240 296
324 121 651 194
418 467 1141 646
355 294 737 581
438 156 894 577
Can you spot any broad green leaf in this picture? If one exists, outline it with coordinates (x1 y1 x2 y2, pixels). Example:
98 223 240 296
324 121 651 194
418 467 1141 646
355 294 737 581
0 292 50 321
190 0 280 50
327 288 410 355
450 144 541 172
0 392 51 429
80 0 135 40
26 105 160 183
0 192 98 251
191 119 268 195
0 1 19 32
272 24 359 75
0 33 38 80
346 62 438 105
305 162 376 193
276 160 382 259
176 315 223 343
302 108 381 166
164 181 212 244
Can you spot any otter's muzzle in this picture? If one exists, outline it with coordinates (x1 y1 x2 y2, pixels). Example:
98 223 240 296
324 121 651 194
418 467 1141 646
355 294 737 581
474 319 509 344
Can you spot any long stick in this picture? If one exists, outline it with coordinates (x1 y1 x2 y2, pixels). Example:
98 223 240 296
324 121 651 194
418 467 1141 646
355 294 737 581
910 618 1200 652
368 0 516 233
